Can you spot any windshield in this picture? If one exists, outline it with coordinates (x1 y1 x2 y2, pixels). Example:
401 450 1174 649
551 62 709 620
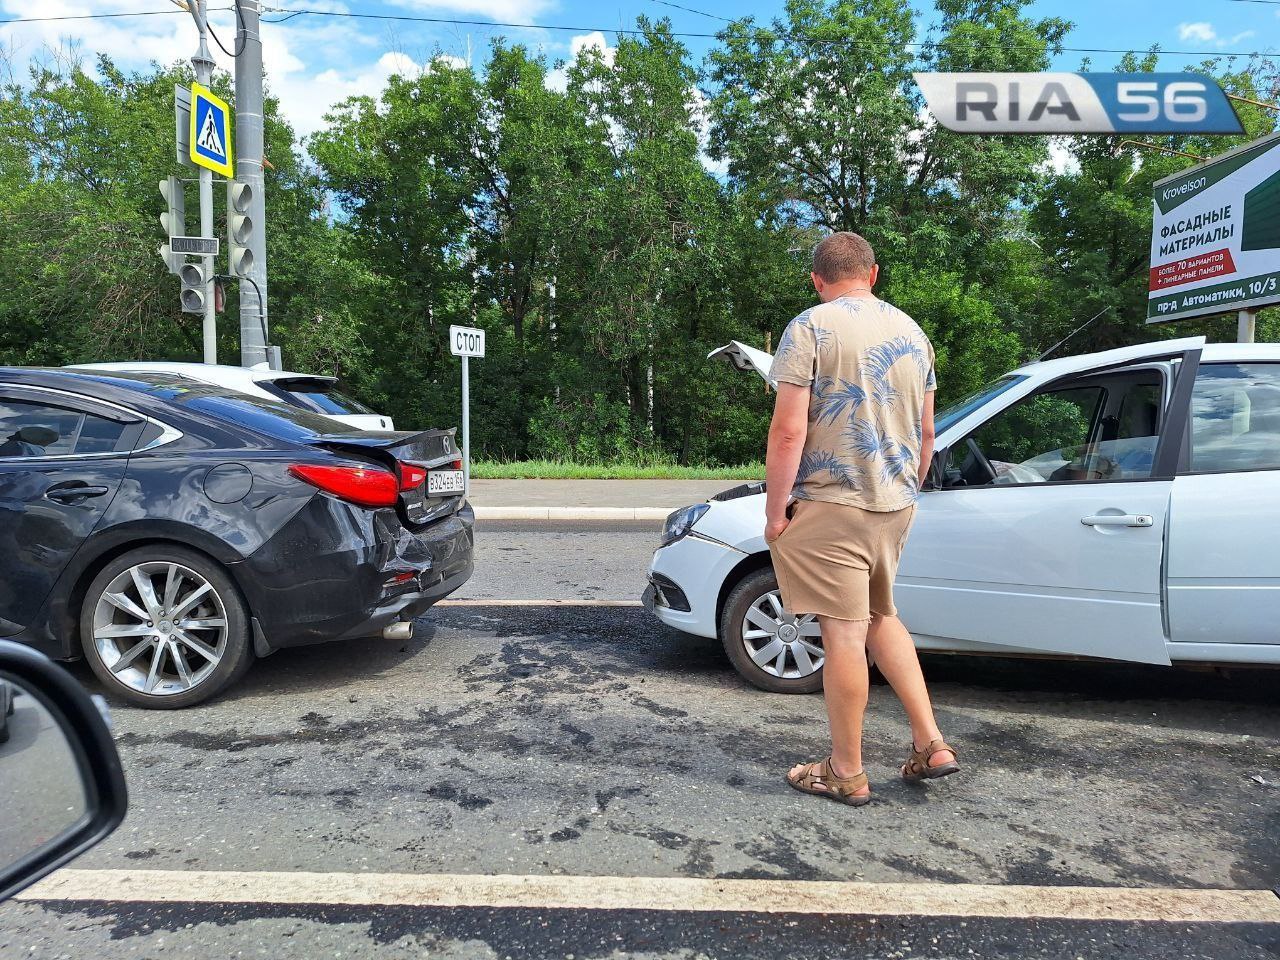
934 375 1027 434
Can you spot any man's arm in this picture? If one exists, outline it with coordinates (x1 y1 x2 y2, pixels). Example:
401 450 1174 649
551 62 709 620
918 391 936 489
765 382 810 540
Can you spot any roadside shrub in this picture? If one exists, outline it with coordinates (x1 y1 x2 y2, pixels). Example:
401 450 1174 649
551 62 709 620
527 394 658 464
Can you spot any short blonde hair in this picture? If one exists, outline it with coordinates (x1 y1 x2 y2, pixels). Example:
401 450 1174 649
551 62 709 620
812 232 876 282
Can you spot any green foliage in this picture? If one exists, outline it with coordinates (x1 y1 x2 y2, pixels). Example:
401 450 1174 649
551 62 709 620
527 393 655 464
0 16 1276 466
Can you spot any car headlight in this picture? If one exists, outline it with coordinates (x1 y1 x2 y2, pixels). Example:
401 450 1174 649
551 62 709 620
660 503 710 547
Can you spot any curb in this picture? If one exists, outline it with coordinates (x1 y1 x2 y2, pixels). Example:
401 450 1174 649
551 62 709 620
473 506 671 521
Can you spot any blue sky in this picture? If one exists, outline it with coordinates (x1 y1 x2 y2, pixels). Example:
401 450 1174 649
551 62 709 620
0 0 1274 138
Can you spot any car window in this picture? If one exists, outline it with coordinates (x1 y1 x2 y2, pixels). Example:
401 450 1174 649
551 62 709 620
1189 362 1280 473
117 377 349 443
965 386 1105 484
0 399 129 458
948 369 1165 487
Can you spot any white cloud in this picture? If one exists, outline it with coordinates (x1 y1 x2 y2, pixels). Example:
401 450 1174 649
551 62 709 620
0 1 476 140
1176 22 1257 50
545 31 616 92
1178 22 1217 44
1043 138 1079 177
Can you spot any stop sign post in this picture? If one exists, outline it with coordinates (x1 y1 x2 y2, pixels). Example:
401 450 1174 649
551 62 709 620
449 325 485 491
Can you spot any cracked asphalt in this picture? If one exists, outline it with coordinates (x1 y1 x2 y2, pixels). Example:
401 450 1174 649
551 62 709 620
2 522 1278 958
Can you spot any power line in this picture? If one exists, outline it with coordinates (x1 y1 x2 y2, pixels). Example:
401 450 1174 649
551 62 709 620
0 10 188 24
649 0 732 23
0 6 1275 59
256 8 1280 59
207 0 247 58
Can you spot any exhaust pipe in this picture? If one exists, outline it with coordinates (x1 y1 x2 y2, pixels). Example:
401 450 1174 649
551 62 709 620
382 620 414 641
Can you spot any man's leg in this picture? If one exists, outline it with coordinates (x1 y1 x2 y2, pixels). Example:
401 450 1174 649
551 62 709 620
790 615 872 795
866 614 955 764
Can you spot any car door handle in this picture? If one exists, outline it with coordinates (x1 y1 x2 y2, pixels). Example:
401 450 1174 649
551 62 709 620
45 485 110 503
1080 514 1154 528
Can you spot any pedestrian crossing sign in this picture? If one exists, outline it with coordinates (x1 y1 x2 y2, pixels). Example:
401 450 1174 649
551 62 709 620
189 83 233 178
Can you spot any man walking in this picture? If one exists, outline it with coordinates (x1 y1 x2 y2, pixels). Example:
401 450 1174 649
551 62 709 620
765 232 958 807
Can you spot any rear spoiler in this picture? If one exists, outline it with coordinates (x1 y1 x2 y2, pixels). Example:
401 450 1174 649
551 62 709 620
307 428 459 470
708 341 775 385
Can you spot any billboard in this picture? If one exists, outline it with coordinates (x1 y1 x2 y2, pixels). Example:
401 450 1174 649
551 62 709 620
1147 132 1280 324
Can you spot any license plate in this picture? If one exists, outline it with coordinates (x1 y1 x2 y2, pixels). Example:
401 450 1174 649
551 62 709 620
427 470 465 495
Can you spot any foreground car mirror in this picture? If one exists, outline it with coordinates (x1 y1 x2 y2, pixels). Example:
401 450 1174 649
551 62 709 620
0 641 127 903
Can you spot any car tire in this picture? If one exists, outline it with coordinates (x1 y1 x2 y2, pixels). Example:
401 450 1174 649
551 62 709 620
720 566 824 694
79 545 254 709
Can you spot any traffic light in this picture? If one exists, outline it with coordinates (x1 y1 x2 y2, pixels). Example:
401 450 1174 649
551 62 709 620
158 176 185 275
227 181 255 278
179 262 207 314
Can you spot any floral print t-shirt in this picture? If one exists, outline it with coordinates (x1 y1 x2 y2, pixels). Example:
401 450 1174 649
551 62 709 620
769 296 936 512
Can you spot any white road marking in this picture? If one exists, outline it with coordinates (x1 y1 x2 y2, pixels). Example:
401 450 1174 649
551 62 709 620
474 506 669 521
17 870 1280 924
437 599 643 607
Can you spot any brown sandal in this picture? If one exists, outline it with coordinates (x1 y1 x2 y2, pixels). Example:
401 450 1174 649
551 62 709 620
786 758 871 807
901 738 960 781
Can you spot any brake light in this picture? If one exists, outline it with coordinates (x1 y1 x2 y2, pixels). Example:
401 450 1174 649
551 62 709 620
400 464 427 491
289 464 399 508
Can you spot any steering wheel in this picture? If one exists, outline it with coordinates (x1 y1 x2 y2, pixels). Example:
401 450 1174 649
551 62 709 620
966 437 999 485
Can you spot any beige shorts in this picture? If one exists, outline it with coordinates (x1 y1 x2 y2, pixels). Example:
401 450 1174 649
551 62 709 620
767 498 916 622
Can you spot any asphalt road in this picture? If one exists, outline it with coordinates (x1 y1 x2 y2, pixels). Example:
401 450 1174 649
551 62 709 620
2 522 1278 959
453 520 661 601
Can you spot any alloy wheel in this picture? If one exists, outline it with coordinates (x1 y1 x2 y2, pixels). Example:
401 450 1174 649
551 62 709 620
92 561 229 697
740 590 824 679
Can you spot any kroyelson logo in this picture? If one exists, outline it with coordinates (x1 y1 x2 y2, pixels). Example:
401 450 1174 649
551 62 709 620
1162 178 1207 203
916 72 1243 135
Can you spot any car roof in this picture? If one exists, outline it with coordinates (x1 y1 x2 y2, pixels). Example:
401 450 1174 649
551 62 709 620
70 362 338 386
1006 337 1280 380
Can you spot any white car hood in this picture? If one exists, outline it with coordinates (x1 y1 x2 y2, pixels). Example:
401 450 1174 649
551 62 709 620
708 341 775 385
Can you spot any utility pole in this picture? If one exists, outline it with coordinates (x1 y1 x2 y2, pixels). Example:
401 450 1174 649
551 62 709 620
188 0 217 364
234 0 270 368
1238 309 1256 344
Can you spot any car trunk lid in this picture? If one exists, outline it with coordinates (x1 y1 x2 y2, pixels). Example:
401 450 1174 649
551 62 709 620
306 429 462 525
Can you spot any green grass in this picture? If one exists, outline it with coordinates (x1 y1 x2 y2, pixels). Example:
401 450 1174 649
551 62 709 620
471 459 765 480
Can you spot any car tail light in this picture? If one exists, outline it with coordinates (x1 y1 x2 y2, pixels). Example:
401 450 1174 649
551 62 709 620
289 464 399 508
400 464 427 491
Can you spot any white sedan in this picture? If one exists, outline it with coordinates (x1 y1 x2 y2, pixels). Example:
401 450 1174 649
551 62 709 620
70 362 393 432
645 336 1280 692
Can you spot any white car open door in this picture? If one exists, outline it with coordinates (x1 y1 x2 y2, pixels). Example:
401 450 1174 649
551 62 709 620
898 341 1203 666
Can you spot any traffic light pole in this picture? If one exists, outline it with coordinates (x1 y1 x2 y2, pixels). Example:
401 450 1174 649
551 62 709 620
234 0 270 368
190 0 217 364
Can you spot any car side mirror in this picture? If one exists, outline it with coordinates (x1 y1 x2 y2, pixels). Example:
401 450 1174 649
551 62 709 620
924 449 962 490
15 426 59 447
0 641 127 903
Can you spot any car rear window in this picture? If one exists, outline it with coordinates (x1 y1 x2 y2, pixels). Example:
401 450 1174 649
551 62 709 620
105 373 348 442
266 380 375 417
